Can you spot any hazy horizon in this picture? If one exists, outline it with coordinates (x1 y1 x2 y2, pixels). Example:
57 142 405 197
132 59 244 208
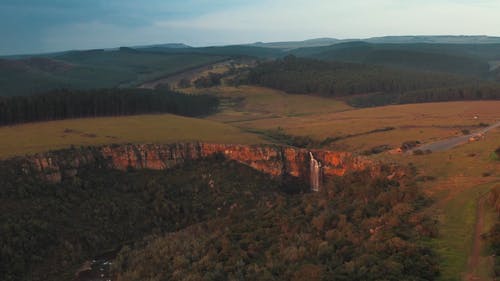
2 0 500 55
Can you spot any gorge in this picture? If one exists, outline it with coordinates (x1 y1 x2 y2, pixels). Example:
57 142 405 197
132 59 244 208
6 142 404 191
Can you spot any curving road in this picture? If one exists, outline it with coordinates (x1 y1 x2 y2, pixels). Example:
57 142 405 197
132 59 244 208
409 121 500 153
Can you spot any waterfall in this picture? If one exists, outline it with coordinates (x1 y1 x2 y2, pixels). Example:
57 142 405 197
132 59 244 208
309 152 322 192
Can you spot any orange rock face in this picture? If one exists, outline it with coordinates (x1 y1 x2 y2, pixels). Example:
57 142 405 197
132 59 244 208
21 143 395 190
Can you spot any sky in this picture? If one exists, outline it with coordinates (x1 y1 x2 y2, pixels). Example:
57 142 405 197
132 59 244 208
1 0 500 55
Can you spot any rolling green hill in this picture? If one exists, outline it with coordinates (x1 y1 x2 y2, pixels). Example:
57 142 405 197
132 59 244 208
0 49 226 96
137 45 284 58
0 45 287 97
290 42 500 78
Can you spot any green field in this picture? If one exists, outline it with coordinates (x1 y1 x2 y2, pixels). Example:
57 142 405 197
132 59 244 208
196 86 352 123
430 183 493 281
386 130 500 281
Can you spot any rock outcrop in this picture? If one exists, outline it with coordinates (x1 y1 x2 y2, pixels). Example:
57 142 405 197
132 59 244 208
13 143 401 191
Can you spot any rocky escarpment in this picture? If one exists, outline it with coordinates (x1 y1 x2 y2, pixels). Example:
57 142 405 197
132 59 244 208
11 143 404 191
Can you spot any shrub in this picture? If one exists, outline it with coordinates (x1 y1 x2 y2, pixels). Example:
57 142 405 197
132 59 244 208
413 149 424 155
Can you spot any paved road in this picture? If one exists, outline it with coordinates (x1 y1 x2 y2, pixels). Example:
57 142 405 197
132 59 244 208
410 121 500 153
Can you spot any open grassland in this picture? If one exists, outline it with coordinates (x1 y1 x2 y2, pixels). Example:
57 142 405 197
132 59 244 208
379 129 500 281
192 86 353 122
228 99 500 151
0 114 263 159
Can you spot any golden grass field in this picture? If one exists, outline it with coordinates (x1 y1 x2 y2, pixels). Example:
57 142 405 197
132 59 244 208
0 113 264 159
229 96 500 151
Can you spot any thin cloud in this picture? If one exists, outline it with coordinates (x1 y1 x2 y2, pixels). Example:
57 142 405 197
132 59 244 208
2 0 500 55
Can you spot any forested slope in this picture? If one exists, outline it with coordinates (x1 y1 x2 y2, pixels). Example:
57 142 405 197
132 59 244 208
0 157 283 281
245 56 500 107
0 152 438 281
0 49 226 96
290 42 500 78
112 164 438 281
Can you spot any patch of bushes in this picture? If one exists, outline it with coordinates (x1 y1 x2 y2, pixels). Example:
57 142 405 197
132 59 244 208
262 127 396 149
413 149 432 156
193 72 223 88
401 140 421 151
361 144 392 155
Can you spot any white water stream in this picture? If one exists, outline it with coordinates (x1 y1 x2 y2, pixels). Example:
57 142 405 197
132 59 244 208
309 152 322 192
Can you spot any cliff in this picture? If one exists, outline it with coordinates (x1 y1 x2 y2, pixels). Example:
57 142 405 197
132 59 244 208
12 143 403 191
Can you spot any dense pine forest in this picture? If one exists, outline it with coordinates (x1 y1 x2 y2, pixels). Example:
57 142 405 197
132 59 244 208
0 88 219 126
245 56 500 107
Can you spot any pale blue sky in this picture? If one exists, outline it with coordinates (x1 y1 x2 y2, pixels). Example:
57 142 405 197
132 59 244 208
1 0 500 55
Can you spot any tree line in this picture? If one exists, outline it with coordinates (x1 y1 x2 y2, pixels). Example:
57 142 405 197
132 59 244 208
0 88 219 126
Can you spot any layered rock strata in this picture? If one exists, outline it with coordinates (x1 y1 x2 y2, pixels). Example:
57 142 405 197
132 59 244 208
12 143 400 190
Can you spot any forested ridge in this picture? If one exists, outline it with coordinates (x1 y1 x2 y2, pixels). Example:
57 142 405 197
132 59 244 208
290 41 500 78
245 56 500 107
0 153 438 281
0 51 226 96
0 88 219 126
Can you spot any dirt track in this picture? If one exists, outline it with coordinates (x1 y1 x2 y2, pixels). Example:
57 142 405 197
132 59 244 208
466 195 488 281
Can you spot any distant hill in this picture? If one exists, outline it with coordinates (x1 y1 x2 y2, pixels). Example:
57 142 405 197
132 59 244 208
137 45 284 59
249 38 345 49
0 49 226 96
134 43 192 49
248 35 500 50
4 36 500 97
243 35 500 51
365 35 500 44
289 41 500 78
